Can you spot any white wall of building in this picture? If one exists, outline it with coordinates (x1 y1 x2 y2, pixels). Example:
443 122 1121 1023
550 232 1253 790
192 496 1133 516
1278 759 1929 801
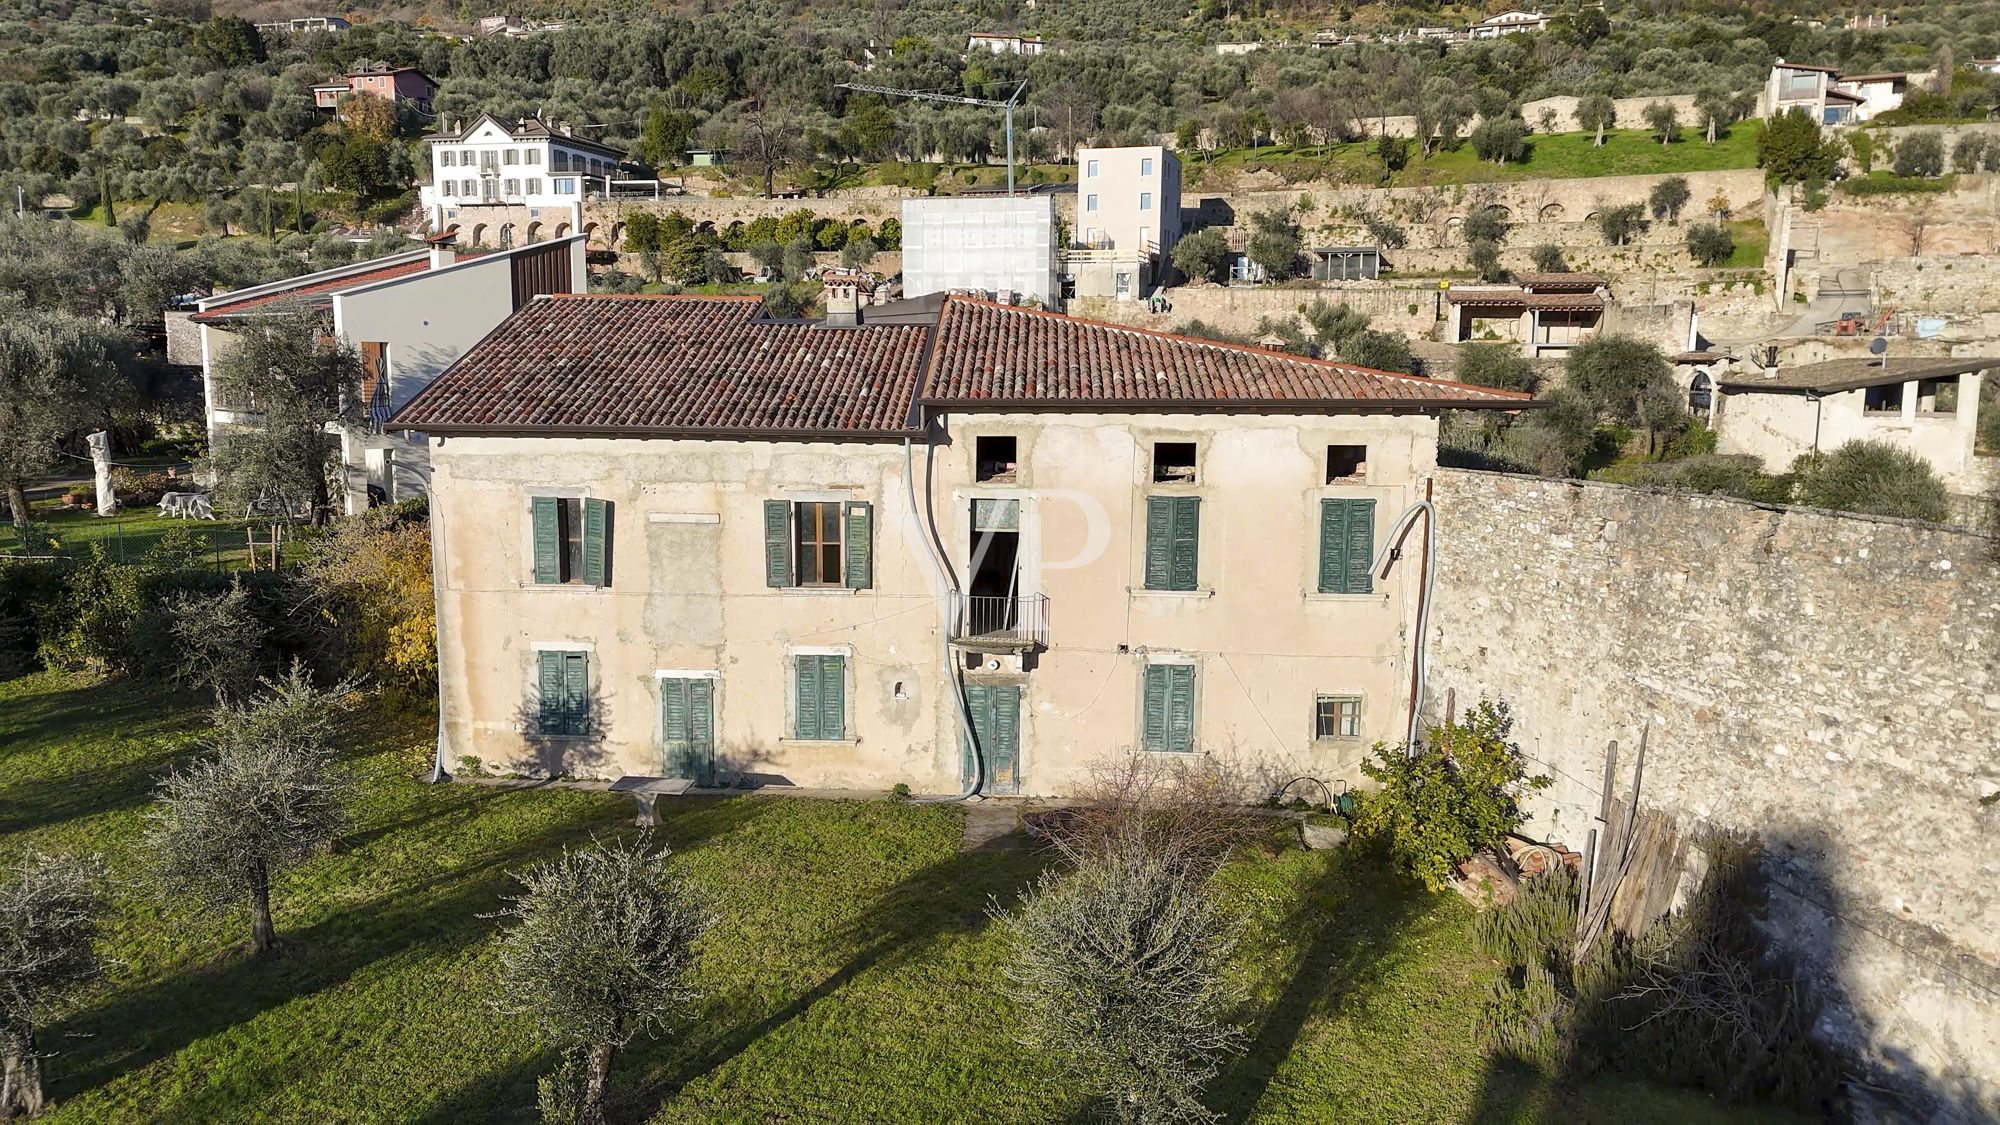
1074 145 1182 258
1714 373 1988 493
901 196 1061 306
419 117 620 231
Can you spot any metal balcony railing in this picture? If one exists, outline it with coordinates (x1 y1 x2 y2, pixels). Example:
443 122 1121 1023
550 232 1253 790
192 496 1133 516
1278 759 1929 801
949 593 1050 651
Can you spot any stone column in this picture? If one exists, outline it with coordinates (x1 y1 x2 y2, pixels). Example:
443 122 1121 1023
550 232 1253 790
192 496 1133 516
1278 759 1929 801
85 431 118 516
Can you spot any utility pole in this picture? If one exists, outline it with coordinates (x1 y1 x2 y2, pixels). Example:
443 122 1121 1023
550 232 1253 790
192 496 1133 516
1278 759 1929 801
835 81 1029 195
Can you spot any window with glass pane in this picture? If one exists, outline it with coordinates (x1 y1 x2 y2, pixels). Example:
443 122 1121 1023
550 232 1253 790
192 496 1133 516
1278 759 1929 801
1315 694 1361 739
795 501 845 585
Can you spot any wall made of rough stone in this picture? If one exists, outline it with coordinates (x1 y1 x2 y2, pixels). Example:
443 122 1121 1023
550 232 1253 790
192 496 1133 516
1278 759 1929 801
1427 468 2000 1116
1072 284 1446 340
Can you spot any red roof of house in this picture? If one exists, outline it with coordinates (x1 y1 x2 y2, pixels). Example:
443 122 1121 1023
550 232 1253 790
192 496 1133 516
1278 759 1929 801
1516 271 1604 290
922 299 1529 409
387 295 934 437
387 294 1531 437
191 257 432 322
1523 292 1606 311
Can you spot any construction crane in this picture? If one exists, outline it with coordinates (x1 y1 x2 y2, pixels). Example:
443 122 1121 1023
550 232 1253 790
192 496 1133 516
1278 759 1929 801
834 81 1028 195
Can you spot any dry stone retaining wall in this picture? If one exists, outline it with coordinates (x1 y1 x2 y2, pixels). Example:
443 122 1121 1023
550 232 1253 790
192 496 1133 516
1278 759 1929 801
1427 468 2000 1116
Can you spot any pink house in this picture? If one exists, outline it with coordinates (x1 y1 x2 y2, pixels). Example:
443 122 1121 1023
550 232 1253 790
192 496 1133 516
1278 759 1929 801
313 67 438 114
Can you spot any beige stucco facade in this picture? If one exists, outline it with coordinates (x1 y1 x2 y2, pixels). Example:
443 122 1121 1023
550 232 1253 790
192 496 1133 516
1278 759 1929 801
1715 371 1992 494
429 410 1442 796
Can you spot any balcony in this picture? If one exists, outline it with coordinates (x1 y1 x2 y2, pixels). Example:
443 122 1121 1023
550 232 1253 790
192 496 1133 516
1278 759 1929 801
948 593 1049 652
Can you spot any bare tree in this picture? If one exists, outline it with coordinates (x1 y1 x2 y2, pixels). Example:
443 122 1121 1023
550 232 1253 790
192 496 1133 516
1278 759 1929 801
145 663 356 956
1903 202 1936 256
725 101 810 199
0 853 105 1120
160 575 267 704
492 835 712 1125
1036 78 1102 161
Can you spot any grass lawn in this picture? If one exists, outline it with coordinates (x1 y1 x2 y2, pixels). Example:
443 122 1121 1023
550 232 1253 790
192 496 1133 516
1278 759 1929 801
0 672 1807 1123
1 502 307 570
1185 125 1760 189
1723 218 1770 269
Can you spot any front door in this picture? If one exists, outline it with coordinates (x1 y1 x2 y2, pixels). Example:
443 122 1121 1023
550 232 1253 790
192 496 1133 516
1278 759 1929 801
661 677 715 786
963 683 1021 795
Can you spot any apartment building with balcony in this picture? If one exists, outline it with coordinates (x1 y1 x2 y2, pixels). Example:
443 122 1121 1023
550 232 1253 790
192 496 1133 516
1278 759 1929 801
1067 145 1182 300
389 293 1529 795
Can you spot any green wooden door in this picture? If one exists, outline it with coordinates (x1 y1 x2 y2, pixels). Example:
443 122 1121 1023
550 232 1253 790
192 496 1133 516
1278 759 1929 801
661 677 715 786
963 683 1022 795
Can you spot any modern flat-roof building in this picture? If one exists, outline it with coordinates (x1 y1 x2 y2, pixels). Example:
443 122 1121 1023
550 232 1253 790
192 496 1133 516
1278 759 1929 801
1068 145 1182 300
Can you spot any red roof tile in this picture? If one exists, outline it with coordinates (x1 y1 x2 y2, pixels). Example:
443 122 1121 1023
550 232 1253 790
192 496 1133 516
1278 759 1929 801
1523 292 1606 310
387 295 934 437
388 294 1532 438
191 257 432 322
923 298 1530 408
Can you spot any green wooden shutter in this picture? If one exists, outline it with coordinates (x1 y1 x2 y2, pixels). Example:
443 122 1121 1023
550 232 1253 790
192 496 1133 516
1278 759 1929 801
687 678 715 784
661 677 690 769
531 496 561 583
962 682 990 783
1169 497 1200 591
992 684 1021 787
764 500 793 588
537 650 564 733
818 655 846 740
1318 499 1346 594
795 656 821 740
843 501 873 589
582 497 610 587
1143 497 1173 590
1141 664 1170 751
1166 664 1196 753
1343 499 1376 593
562 651 589 735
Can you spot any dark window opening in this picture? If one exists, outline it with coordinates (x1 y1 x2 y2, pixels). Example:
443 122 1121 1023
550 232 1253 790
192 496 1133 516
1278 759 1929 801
795 501 844 586
1326 445 1368 482
967 499 1021 637
1863 383 1904 414
1152 442 1198 483
976 435 1018 482
1919 377 1959 414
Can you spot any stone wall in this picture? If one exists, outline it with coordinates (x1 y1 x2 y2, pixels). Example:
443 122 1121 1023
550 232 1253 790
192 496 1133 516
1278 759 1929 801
1427 468 2000 1116
1072 284 1445 340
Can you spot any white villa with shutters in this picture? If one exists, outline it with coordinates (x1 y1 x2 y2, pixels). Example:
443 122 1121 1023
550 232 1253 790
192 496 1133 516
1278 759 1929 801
418 113 633 244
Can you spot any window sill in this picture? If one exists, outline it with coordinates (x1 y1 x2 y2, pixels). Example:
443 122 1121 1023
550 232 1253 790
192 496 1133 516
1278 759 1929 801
520 581 608 591
1130 587 1213 598
778 737 862 747
1304 590 1390 602
774 585 868 595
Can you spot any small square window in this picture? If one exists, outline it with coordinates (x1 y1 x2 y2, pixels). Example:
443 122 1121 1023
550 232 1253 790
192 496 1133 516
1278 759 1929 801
1086 159 1099 177
1315 694 1361 740
1326 445 1368 481
1863 384 1904 413
975 435 1018 482
1141 157 1154 175
1086 194 1099 212
1152 442 1197 483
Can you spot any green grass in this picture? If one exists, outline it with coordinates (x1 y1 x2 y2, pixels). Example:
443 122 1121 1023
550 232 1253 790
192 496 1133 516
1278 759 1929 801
1 502 307 569
1184 125 1760 189
1722 218 1769 269
0 672 1808 1122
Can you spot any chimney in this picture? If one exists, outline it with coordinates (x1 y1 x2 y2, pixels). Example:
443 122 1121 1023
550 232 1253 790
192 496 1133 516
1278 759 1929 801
823 284 861 327
430 244 456 270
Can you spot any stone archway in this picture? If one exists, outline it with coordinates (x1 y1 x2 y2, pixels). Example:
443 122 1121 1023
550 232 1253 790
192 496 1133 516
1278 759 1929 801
582 221 600 246
499 223 515 250
469 223 488 247
555 222 571 239
1539 203 1565 221
525 221 543 244
1486 206 1513 221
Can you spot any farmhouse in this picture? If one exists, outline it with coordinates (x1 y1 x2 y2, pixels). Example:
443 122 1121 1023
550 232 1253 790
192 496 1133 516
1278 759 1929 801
390 294 1530 795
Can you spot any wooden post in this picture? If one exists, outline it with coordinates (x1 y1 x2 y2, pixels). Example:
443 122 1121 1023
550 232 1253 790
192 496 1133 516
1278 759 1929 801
271 523 280 569
246 527 256 571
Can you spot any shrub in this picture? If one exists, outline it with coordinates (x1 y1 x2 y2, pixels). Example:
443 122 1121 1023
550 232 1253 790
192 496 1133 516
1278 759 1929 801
1792 439 1951 522
1756 107 1838 185
1596 203 1645 246
1684 221 1735 266
1530 244 1567 273
1951 133 1991 174
1468 238 1505 282
1456 343 1537 393
1361 212 1407 250
1623 454 1792 504
0 851 107 1119
1351 701 1550 890
1648 175 1690 221
1462 207 1507 245
297 506 436 706
1244 209 1301 280
160 576 267 703
1170 227 1231 284
1469 116 1527 163
1890 130 1944 178
1340 329 1414 375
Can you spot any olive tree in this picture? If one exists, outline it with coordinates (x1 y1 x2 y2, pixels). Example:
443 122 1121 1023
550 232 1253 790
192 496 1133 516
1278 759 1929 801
1597 203 1646 246
146 663 356 956
1644 101 1680 145
1170 228 1231 284
1649 176 1691 222
1685 221 1736 267
209 313 362 525
492 836 712 1125
995 821 1244 1123
0 852 105 1120
0 303 130 527
1565 335 1682 452
159 576 267 704
1575 94 1617 147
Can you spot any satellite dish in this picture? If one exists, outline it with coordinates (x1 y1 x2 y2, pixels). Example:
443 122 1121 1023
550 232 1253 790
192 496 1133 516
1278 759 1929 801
1868 336 1888 355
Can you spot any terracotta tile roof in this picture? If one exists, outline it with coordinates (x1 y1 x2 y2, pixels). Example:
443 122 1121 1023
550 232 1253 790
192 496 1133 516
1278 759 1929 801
191 257 432 322
1445 287 1528 307
922 298 1530 409
387 295 934 437
1717 356 1993 395
1517 271 1604 289
1523 292 1606 311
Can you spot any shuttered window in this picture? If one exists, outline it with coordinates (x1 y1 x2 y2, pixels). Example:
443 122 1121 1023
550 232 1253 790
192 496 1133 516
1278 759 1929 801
536 650 591 737
1143 496 1200 591
1317 498 1376 594
660 676 716 784
530 496 612 586
764 500 872 590
793 655 847 740
1140 664 1196 753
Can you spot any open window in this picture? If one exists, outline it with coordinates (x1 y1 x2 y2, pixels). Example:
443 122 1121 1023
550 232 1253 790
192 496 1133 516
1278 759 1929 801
1326 445 1368 482
1918 377 1959 415
530 496 611 586
763 500 873 590
1863 383 1905 414
1152 442 1198 483
975 435 1018 483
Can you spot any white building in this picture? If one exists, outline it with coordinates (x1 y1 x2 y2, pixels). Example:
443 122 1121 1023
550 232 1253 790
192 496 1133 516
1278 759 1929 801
1466 10 1549 38
966 32 1044 56
1714 356 1996 496
180 236 588 512
901 196 1061 308
1758 59 1924 124
418 113 632 240
1068 146 1182 300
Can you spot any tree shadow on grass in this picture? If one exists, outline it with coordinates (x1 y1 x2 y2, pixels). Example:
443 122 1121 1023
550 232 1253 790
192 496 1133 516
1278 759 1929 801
0 679 202 835
47 794 624 1109
1208 856 1436 1121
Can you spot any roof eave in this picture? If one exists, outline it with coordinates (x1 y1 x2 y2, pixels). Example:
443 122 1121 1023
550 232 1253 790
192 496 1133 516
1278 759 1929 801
394 423 926 442
917 396 1540 413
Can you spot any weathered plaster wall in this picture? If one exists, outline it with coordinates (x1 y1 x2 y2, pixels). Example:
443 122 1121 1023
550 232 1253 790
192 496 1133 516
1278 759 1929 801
1427 469 2000 1115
